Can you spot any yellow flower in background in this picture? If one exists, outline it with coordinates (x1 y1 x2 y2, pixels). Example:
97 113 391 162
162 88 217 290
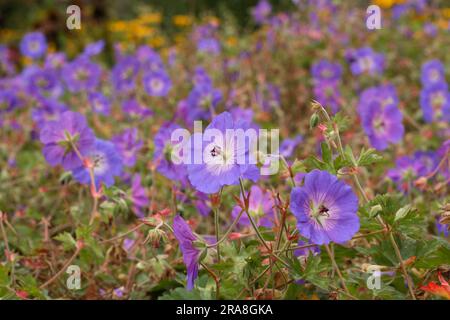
205 16 220 27
160 47 170 59
22 56 33 66
109 21 128 33
138 12 162 24
373 0 407 8
47 43 56 54
437 19 449 30
149 36 165 48
226 37 237 47
130 24 155 39
373 0 395 9
173 15 193 27
174 34 186 45
0 29 19 43
442 8 450 19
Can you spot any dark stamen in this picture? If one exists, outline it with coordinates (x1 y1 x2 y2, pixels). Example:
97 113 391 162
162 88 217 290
211 146 221 157
318 204 330 217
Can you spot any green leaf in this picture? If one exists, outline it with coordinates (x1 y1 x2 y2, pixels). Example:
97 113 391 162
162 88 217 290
394 205 412 222
333 112 350 132
357 148 383 167
54 232 77 251
303 255 329 290
158 287 204 300
344 145 357 166
321 142 332 166
0 265 9 287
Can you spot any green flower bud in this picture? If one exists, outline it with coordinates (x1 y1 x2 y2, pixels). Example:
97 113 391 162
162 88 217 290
310 113 320 129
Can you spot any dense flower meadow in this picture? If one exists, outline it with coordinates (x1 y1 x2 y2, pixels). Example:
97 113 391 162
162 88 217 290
0 0 449 300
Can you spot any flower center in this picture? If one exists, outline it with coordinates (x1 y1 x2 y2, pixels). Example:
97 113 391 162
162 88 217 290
430 69 439 82
200 94 212 107
373 115 385 134
359 56 374 71
151 78 163 92
210 145 222 157
76 68 89 82
431 92 445 109
30 41 39 52
310 201 330 227
92 152 108 174
59 130 80 154
322 69 332 79
163 142 174 162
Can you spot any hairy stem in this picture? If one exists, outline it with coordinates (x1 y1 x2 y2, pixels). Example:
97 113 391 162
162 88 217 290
324 244 350 297
40 244 82 289
238 178 291 269
207 209 244 248
318 104 416 300
201 262 220 299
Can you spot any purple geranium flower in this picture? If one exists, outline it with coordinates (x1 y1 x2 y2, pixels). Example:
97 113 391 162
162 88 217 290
0 90 21 114
387 155 424 193
414 151 439 177
197 38 221 55
311 60 342 82
136 45 165 72
357 84 399 117
424 23 438 37
186 83 222 122
419 82 450 123
62 57 101 93
313 80 341 114
153 122 188 182
72 139 123 188
193 66 213 87
437 140 450 180
25 67 61 99
88 92 111 116
173 215 200 291
350 47 384 76
122 98 153 119
82 40 105 58
111 56 140 93
192 192 212 217
112 128 143 167
131 174 149 218
44 52 67 71
231 185 275 227
186 112 260 194
229 107 255 127
32 97 68 129
113 287 125 298
31 98 69 129
280 135 303 158
256 83 280 112
0 45 15 75
361 100 404 151
436 217 449 238
294 240 320 257
143 70 172 97
20 32 47 59
40 111 95 170
251 0 272 24
290 170 359 245
421 60 446 88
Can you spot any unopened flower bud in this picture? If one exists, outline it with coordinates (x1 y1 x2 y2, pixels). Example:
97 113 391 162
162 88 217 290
369 204 383 218
310 113 320 129
414 176 428 189
193 240 207 249
199 248 208 262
